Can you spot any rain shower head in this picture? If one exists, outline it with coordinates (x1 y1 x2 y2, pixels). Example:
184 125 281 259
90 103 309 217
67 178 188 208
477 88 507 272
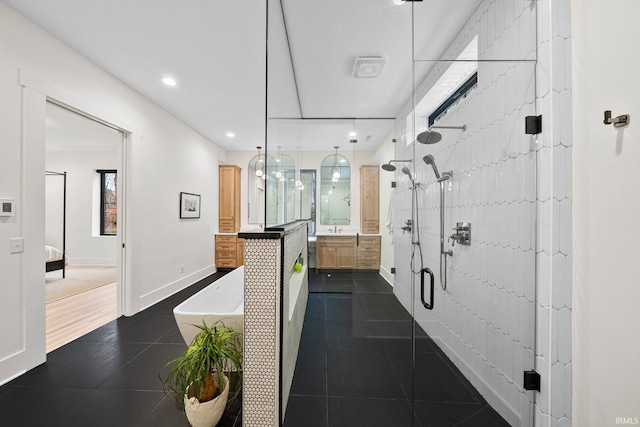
417 125 467 144
381 159 411 172
417 130 442 145
422 154 441 180
401 166 413 182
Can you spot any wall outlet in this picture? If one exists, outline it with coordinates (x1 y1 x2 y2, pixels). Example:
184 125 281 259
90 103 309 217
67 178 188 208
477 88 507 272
10 237 24 254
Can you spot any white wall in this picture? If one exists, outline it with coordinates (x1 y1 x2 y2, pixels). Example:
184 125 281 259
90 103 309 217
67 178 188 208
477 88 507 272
46 150 118 265
0 3 225 384
571 1 640 425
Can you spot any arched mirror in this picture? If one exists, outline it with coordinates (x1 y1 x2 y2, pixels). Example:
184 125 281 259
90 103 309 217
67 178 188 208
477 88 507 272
247 147 267 224
320 146 350 225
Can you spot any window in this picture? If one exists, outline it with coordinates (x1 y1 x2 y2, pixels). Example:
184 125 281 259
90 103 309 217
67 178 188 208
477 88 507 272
428 72 478 127
98 170 117 235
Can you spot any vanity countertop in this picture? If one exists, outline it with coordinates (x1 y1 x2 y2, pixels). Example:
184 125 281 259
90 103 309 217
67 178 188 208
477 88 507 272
315 232 358 237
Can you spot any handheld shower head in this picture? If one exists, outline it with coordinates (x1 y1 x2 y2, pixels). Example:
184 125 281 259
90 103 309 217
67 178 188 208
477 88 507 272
422 154 441 180
401 167 413 182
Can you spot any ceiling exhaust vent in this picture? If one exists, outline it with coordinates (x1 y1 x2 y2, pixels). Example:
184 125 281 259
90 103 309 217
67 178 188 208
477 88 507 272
352 56 386 78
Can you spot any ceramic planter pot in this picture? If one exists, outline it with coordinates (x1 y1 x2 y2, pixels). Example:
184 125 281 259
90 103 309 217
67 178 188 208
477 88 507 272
184 374 229 427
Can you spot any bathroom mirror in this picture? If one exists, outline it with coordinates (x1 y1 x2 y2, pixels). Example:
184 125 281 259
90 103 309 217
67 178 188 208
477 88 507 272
319 150 350 225
266 150 296 225
247 153 267 224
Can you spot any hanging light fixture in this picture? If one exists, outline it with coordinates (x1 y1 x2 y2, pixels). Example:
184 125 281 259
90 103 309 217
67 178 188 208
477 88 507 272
331 146 341 181
349 119 357 144
255 146 264 177
275 146 285 181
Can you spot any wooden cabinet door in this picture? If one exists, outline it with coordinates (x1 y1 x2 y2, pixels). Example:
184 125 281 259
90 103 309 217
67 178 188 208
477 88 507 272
317 244 336 269
219 165 241 232
360 165 379 234
336 244 356 269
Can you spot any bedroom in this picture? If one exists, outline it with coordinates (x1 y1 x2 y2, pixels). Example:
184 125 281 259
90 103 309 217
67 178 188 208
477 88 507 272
44 102 121 352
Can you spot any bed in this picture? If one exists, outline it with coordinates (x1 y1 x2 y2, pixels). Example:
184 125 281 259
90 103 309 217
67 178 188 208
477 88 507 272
46 171 67 278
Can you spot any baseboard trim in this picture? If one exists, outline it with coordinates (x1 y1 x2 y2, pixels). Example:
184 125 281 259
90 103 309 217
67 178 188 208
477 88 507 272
379 266 394 286
136 264 217 313
0 351 26 386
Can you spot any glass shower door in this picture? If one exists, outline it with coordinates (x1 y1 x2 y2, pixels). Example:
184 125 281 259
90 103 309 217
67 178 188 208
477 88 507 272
406 1 538 425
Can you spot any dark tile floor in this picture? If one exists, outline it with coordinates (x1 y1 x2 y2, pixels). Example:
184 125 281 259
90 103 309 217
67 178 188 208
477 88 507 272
0 271 241 427
284 270 510 427
0 269 509 427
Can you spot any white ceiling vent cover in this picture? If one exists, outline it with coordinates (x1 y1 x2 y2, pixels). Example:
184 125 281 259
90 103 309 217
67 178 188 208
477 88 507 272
352 56 386 78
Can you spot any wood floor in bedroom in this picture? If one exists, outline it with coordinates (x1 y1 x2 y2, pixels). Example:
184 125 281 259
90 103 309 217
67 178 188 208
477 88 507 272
46 281 117 352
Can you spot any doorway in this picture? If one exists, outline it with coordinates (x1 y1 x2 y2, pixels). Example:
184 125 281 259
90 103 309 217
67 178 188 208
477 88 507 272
44 102 123 352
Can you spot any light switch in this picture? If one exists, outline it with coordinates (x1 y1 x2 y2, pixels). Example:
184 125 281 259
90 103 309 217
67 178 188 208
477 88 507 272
10 237 23 254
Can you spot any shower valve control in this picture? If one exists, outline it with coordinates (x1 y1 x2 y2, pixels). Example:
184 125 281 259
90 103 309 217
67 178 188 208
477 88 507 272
401 219 413 234
449 222 471 246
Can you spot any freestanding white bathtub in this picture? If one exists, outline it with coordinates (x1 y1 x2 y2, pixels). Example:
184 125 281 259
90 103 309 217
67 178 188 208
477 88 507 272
173 266 244 346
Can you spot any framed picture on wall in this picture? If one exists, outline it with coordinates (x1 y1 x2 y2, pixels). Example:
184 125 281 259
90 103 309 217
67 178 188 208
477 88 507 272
180 192 201 219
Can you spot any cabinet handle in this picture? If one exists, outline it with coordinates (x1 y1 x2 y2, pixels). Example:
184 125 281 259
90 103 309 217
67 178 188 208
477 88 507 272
357 232 360 246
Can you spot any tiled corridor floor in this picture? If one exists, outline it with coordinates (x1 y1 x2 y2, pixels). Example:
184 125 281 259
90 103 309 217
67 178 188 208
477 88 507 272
283 270 510 427
0 269 509 426
0 271 240 427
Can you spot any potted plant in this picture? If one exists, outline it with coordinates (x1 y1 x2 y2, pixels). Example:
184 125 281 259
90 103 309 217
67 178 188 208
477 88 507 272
161 320 243 427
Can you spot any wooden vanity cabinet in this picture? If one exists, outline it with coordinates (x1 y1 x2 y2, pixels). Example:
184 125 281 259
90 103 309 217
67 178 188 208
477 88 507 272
215 234 244 269
356 235 381 270
316 236 355 269
316 235 380 270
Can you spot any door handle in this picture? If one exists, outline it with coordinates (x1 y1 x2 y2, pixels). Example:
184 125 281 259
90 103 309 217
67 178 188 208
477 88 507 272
421 268 434 310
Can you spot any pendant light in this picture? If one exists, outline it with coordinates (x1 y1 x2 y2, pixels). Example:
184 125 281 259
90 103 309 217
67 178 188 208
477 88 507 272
275 146 285 181
255 146 264 177
331 146 341 182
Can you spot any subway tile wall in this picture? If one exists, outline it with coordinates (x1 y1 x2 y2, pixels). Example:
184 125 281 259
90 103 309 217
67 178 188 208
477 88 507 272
393 1 572 426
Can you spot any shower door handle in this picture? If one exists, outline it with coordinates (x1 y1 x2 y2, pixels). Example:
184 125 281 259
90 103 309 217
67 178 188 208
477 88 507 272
420 268 434 310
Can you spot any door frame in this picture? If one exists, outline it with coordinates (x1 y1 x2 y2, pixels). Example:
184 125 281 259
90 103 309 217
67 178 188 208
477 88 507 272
20 69 134 370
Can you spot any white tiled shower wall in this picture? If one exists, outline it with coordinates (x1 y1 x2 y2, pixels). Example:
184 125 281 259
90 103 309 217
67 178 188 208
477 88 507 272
393 1 571 426
535 0 572 426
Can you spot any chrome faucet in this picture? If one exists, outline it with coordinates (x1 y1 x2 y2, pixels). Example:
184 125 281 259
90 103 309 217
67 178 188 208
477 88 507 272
401 219 412 234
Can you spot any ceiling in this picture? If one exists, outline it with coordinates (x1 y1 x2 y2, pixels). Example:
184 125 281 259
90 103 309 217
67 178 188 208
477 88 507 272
3 0 482 152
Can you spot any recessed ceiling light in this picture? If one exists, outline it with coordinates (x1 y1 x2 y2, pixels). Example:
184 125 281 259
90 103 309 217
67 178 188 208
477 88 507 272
393 0 406 5
162 77 177 87
226 132 235 138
